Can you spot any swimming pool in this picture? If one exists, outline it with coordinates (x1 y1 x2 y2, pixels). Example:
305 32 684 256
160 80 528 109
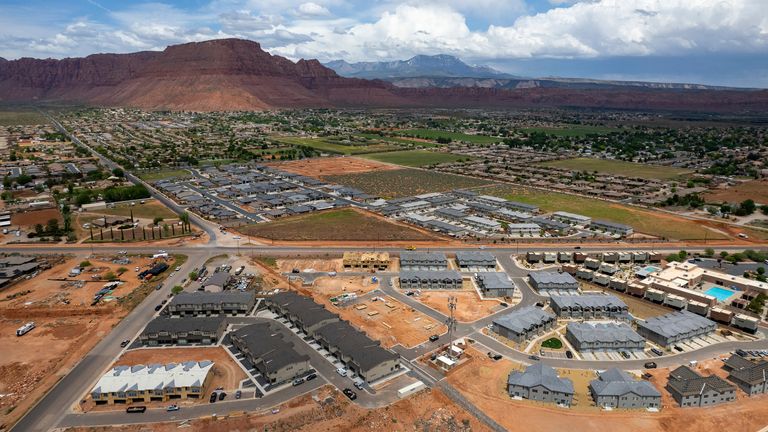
704 286 735 302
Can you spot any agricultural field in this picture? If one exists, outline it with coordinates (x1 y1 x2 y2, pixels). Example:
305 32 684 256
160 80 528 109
137 169 191 182
362 150 471 167
240 208 442 242
539 157 692 180
483 185 727 240
271 136 400 155
323 169 490 198
356 133 434 147
396 129 502 144
0 108 48 126
521 125 617 137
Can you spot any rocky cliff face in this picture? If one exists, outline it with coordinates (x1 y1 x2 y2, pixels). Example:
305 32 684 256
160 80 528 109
1 38 766 112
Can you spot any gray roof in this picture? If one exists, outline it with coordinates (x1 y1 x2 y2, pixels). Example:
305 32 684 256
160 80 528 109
668 366 735 396
314 321 399 371
400 270 463 282
591 219 633 231
0 255 36 266
203 272 231 288
528 271 578 285
493 306 555 334
268 291 338 327
400 251 448 265
455 251 496 266
475 272 515 290
507 363 573 394
636 310 716 339
231 323 309 373
589 368 661 398
728 358 768 385
566 322 644 345
142 317 225 335
550 294 627 310
170 291 255 306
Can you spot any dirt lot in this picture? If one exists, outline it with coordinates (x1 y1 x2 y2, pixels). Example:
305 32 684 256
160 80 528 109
704 179 768 204
0 254 181 429
277 258 341 273
10 207 62 227
415 290 504 322
309 276 381 299
332 295 446 349
242 208 445 243
448 347 768 432
64 385 489 432
268 156 399 177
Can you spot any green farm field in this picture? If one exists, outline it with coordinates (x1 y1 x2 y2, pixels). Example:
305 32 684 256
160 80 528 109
324 169 490 199
356 133 435 147
483 184 727 240
362 150 471 167
521 125 617 137
241 208 441 241
540 157 692 180
0 109 48 126
272 136 400 155
396 129 502 144
138 169 191 182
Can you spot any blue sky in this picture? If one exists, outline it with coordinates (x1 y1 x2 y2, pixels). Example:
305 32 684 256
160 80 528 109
1 0 767 87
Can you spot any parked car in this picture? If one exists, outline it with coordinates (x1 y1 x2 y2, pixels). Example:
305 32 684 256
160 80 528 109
235 390 242 399
126 406 146 413
528 355 540 361
166 404 179 412
293 378 305 386
209 393 217 403
673 345 684 352
336 367 347 377
120 339 130 348
644 362 658 369
305 373 318 381
428 334 440 342
651 348 663 356
218 392 226 401
620 351 630 359
342 388 357 400
565 350 573 359
354 381 364 390
499 302 509 307
641 373 653 380
154 304 163 311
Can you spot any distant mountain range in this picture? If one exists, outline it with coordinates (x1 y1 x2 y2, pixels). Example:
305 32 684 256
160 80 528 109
325 54 517 79
325 54 742 91
0 38 766 112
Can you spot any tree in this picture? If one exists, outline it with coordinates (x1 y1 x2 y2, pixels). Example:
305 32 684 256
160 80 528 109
758 267 766 276
188 271 198 281
153 216 164 226
46 218 60 234
761 205 768 216
34 224 44 235
116 267 128 275
720 251 729 258
104 271 117 281
15 174 32 185
747 293 766 315
704 248 715 257
80 260 92 267
111 168 125 177
171 285 184 295
2 175 10 189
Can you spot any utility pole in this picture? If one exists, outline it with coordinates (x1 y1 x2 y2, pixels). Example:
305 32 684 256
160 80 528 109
446 295 457 359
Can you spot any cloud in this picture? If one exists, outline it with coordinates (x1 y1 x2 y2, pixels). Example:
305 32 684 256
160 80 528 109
295 2 331 17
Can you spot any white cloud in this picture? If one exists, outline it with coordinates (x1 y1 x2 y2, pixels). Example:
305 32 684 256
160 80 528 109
295 2 331 17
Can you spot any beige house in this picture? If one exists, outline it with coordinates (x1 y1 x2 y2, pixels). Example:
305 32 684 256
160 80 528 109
342 252 390 271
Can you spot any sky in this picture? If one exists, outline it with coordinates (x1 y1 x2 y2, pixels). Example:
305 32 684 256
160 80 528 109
1 0 767 87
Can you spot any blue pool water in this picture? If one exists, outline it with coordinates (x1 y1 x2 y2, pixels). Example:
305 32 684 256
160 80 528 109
704 286 735 302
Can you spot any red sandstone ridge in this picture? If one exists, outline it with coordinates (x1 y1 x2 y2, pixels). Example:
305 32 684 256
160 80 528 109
1 38 767 112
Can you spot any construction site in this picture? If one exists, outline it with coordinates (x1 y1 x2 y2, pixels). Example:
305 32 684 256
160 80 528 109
0 252 181 428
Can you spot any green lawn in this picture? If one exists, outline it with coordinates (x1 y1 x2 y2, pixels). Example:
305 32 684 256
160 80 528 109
540 157 692 180
521 125 617 137
0 109 48 126
138 169 191 182
271 136 400 155
362 150 471 167
356 133 436 147
483 184 726 240
541 338 563 349
396 129 502 144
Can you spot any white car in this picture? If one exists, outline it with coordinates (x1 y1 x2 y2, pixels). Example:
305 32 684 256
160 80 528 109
336 367 347 377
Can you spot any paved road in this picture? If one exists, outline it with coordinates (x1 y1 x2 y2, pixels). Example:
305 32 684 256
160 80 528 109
11 253 207 432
